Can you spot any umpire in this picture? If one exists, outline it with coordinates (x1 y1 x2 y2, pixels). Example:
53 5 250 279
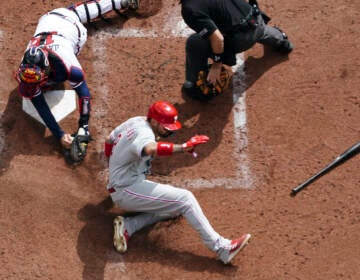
181 0 294 101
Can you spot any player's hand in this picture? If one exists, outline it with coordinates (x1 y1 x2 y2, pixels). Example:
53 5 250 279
61 133 74 149
182 135 209 152
207 62 222 86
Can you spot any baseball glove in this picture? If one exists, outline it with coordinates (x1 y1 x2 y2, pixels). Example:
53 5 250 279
195 64 233 97
67 129 91 164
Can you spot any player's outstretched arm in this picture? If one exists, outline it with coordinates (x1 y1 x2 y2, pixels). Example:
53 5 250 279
142 135 210 157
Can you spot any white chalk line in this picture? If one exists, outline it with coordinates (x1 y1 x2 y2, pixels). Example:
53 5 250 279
90 33 111 153
0 30 5 156
232 54 253 188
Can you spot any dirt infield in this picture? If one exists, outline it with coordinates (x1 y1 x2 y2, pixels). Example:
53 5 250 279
1 0 359 279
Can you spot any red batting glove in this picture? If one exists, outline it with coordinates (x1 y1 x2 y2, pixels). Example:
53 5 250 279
182 135 209 156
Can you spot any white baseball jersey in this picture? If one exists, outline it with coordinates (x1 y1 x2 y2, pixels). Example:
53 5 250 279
107 116 156 188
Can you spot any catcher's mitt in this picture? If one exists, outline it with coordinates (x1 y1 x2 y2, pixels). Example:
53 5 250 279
195 64 233 98
67 128 91 164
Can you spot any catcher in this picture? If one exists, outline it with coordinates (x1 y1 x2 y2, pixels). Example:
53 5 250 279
180 0 294 101
104 100 251 264
15 0 140 163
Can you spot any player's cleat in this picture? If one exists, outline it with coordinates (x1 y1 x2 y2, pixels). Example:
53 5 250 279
217 233 251 264
113 216 130 253
121 0 139 10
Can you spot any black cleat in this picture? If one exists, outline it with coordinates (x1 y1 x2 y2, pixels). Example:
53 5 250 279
121 0 139 10
277 39 294 54
273 26 294 54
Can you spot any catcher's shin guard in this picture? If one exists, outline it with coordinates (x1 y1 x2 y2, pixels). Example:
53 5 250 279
68 0 137 24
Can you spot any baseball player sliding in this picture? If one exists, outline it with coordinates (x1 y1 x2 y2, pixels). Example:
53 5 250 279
15 0 139 163
104 100 251 264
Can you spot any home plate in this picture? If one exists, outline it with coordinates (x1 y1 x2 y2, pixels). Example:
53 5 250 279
22 90 77 125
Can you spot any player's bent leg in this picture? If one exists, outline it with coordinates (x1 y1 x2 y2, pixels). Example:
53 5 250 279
114 181 223 249
111 180 250 263
112 213 174 253
173 188 229 250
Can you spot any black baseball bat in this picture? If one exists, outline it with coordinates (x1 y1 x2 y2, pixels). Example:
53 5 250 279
290 141 360 196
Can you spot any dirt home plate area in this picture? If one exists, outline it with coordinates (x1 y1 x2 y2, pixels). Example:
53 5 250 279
0 0 359 279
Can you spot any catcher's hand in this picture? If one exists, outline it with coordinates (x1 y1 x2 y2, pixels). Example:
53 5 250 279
67 128 91 164
196 64 233 97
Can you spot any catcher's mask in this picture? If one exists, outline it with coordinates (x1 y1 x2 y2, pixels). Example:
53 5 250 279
147 101 182 135
16 47 50 98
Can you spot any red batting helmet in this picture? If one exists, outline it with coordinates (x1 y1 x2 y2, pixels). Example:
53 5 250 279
147 101 182 131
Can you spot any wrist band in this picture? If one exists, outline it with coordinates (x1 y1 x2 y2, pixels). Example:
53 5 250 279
104 142 113 157
157 142 174 156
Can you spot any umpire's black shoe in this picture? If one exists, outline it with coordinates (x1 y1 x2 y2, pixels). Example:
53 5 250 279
276 39 294 54
182 81 214 102
273 26 294 54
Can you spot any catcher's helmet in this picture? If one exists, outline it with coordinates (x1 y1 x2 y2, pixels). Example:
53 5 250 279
17 47 50 84
16 47 50 98
147 101 182 131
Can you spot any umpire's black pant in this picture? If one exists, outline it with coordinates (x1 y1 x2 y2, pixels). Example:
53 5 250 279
185 15 286 83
